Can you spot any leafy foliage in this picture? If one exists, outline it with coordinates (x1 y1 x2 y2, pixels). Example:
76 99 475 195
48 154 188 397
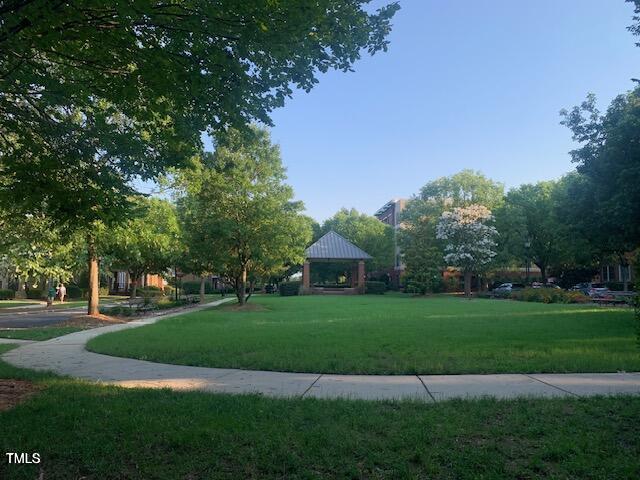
0 0 399 228
510 288 590 304
436 205 498 296
364 281 386 294
399 170 504 293
103 198 180 297
176 127 311 304
322 208 394 271
279 281 301 297
560 88 640 281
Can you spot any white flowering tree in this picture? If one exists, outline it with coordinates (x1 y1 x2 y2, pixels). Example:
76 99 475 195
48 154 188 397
436 204 498 298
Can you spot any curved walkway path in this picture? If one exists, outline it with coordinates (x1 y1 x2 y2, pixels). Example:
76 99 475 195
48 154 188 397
2 298 640 402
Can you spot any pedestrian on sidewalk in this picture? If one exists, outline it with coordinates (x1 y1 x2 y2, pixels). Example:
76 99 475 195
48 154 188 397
58 283 67 303
47 285 56 307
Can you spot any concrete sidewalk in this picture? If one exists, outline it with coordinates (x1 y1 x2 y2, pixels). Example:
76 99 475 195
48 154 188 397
2 298 640 401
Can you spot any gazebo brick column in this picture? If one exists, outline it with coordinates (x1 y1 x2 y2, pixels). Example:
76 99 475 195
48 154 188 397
302 261 310 292
357 260 365 293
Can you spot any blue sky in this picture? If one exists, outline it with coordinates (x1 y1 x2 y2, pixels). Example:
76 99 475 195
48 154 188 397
257 0 638 222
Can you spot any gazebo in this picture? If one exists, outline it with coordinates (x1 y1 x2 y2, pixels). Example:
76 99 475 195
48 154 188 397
302 231 372 294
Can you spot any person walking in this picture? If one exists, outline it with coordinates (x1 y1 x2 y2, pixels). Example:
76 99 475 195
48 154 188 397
47 285 56 307
58 283 67 303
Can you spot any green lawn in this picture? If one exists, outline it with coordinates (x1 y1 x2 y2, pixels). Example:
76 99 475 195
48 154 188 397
0 301 41 309
87 295 640 375
1 343 639 479
0 327 83 341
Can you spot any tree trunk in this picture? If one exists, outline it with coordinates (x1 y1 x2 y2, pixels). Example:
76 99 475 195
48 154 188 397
199 275 206 303
87 236 100 316
237 268 247 305
130 276 138 299
535 262 547 284
246 280 255 302
15 274 25 299
40 275 48 299
464 271 472 298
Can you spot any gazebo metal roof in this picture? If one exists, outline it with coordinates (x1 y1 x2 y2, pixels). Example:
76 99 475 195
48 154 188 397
305 231 372 260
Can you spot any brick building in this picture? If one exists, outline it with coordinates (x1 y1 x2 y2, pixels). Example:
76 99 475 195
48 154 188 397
373 199 407 288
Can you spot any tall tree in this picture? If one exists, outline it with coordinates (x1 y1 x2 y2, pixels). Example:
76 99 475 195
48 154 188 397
178 127 311 305
496 182 563 282
416 169 505 212
399 170 504 293
0 212 82 297
560 88 640 289
0 0 399 314
104 199 180 299
436 205 498 298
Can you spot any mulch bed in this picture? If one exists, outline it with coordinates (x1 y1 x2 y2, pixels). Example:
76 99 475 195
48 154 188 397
0 379 41 411
57 314 128 328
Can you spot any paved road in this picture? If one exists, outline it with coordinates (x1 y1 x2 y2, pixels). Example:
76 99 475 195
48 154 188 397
0 307 85 328
2 298 640 401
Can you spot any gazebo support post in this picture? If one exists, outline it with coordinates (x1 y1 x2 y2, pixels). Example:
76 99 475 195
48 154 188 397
357 260 365 294
302 261 310 294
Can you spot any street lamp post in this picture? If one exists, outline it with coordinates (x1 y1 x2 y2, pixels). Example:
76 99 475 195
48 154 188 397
524 240 531 284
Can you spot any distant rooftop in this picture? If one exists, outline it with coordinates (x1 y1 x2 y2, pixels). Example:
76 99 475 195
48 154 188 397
305 231 372 260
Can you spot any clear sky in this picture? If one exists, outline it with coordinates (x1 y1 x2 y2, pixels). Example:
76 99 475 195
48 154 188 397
247 0 638 222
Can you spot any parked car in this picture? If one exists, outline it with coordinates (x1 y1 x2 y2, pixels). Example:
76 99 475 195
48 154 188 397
493 283 526 294
570 282 609 297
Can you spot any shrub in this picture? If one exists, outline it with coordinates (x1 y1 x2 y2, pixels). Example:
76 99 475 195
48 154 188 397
564 291 591 304
139 287 164 298
511 288 590 304
100 305 136 316
26 289 46 300
182 281 214 295
66 285 83 299
156 298 189 310
365 281 386 294
279 281 301 296
0 289 15 300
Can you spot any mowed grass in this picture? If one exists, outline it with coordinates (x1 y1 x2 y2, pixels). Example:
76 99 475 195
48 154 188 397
87 295 640 374
0 327 83 341
1 344 639 479
0 301 40 309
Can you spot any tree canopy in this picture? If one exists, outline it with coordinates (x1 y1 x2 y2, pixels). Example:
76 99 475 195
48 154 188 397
0 0 399 226
176 127 311 305
321 208 394 272
436 205 498 297
560 88 640 264
104 198 180 298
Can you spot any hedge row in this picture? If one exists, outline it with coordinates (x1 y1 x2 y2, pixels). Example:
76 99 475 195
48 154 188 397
0 289 15 300
182 281 215 295
279 281 301 296
510 288 590 304
365 281 386 295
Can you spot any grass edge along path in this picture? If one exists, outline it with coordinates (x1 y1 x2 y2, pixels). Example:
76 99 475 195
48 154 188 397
0 327 84 341
87 295 639 375
0 344 639 479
